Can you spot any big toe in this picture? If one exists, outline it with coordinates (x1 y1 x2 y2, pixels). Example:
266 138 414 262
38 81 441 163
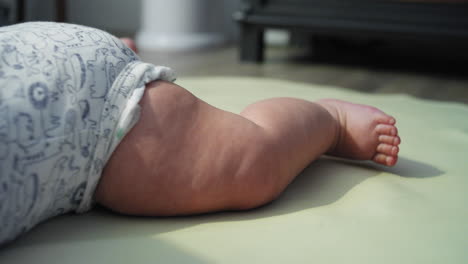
374 113 396 125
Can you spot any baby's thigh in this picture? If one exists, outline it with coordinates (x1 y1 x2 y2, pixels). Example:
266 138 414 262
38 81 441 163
96 80 271 216
95 81 203 215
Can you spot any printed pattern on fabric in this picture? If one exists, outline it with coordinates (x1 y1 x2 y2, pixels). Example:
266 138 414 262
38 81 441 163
0 22 175 245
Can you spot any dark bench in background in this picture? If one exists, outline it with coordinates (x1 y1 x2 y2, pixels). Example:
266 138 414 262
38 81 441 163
235 0 468 62
0 0 67 26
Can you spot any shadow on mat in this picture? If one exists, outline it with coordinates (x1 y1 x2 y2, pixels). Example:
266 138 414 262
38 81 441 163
370 157 444 178
10 156 443 248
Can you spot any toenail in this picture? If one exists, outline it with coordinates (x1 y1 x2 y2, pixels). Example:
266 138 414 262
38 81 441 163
389 118 395 125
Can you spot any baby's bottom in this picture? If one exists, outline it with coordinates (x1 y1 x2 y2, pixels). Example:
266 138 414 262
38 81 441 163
95 80 400 216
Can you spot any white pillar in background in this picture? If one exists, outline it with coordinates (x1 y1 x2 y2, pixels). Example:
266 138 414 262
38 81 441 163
136 0 226 51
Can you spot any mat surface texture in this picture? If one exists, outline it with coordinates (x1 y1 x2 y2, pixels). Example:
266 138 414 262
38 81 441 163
1 77 467 263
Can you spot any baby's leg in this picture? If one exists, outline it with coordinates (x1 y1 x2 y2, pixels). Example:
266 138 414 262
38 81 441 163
95 81 399 216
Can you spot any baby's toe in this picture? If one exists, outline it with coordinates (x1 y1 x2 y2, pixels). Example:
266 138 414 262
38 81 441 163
376 124 398 136
375 114 396 125
378 135 401 145
377 143 399 156
373 153 398 166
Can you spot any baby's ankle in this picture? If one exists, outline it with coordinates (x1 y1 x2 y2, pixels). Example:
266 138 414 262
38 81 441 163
316 99 342 155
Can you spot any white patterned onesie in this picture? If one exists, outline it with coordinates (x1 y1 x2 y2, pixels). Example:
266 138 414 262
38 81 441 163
0 22 176 245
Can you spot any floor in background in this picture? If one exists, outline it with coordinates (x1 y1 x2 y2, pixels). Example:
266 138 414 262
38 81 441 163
139 40 468 105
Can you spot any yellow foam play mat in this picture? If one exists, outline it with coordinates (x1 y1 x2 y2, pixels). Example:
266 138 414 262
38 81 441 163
1 77 467 263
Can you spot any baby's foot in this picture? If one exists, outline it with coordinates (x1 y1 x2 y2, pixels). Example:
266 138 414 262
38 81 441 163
318 99 401 166
120 38 138 53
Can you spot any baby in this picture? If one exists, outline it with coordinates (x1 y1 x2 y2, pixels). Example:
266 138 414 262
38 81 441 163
0 22 400 246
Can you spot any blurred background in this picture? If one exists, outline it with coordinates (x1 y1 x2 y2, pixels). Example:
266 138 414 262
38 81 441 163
1 0 467 104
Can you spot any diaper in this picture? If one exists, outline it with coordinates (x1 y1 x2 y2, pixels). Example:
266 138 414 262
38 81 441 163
0 22 176 245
